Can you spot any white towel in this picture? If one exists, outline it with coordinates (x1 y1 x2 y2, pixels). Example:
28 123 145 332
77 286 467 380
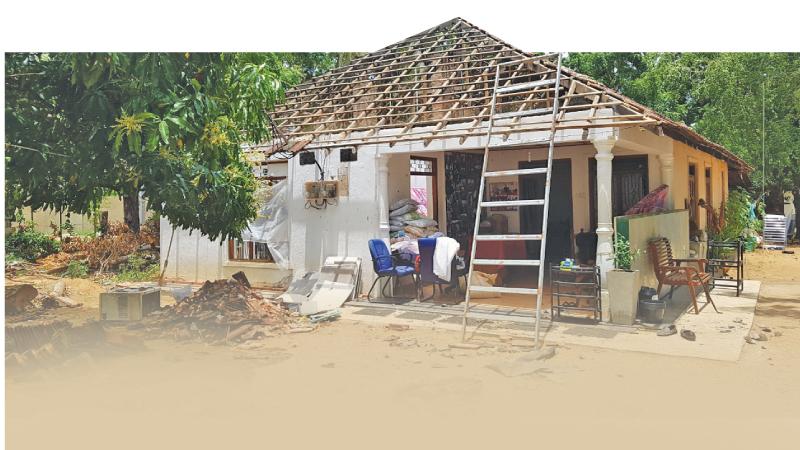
433 237 460 282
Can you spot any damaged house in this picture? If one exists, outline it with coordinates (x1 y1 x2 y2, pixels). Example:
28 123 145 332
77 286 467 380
160 18 751 319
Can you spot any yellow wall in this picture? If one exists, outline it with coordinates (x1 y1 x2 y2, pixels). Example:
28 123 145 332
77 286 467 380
617 210 690 288
18 196 126 235
671 141 729 231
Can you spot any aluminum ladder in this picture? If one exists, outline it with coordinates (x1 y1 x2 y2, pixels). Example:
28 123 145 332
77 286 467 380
461 53 564 346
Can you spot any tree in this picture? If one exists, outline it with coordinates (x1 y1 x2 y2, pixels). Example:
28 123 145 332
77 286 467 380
5 53 305 239
566 52 800 209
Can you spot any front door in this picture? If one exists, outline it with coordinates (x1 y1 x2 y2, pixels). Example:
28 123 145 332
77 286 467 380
519 159 573 266
589 156 649 229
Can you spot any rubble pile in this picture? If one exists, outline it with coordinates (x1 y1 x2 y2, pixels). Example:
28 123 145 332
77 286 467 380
5 320 117 372
136 275 303 344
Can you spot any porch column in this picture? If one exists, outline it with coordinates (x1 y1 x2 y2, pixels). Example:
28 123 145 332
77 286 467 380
658 152 675 209
376 152 391 237
593 137 616 285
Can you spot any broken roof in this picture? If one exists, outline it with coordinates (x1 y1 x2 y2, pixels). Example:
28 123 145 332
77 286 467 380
266 18 750 172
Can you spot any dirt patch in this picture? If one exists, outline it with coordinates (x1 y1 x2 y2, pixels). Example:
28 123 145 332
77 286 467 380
745 244 800 281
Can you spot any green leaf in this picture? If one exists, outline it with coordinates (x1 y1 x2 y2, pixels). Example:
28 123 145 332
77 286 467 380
168 116 190 130
159 121 170 144
146 132 159 152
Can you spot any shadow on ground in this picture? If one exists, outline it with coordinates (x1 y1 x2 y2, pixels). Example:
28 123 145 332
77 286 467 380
756 282 800 320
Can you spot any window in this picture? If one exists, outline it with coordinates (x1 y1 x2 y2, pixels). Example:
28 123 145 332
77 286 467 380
410 156 438 220
227 173 286 263
228 240 275 262
688 163 698 226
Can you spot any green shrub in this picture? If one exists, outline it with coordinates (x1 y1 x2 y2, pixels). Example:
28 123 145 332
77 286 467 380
5 225 61 261
65 260 89 278
115 254 160 282
613 235 638 271
717 188 762 245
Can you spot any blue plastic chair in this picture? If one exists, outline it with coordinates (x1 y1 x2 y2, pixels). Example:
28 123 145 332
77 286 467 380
367 239 417 299
417 238 451 301
418 238 468 301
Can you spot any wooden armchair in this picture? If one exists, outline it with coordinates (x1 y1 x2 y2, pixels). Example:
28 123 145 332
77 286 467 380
648 237 718 314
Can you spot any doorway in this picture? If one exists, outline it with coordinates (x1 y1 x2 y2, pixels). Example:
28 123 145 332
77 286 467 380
519 159 574 266
589 155 649 229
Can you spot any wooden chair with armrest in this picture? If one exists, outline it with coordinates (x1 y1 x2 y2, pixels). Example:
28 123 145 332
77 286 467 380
648 237 718 314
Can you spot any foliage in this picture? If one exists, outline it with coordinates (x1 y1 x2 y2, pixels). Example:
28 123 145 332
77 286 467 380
5 223 61 261
4 53 317 241
65 260 89 278
114 254 160 282
717 188 763 243
566 52 800 204
612 235 638 271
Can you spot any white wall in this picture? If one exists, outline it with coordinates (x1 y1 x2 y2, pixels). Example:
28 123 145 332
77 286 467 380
159 160 293 285
287 146 382 286
159 218 225 283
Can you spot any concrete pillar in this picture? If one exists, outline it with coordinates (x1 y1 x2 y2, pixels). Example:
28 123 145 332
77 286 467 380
376 152 390 237
593 137 616 283
658 152 675 209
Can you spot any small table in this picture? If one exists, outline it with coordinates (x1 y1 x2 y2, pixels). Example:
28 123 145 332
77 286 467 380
707 240 744 296
550 265 601 321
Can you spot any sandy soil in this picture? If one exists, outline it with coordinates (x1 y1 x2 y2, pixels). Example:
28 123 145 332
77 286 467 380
744 244 800 281
5 263 800 449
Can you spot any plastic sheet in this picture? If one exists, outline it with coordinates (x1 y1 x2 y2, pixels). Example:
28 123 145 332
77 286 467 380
240 180 289 269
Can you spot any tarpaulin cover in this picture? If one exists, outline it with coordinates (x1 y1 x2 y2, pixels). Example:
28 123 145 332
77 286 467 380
625 184 669 215
241 180 289 269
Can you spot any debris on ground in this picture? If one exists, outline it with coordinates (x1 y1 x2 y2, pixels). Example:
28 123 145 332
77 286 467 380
134 275 307 344
37 222 159 274
5 320 144 372
5 281 39 315
449 342 482 350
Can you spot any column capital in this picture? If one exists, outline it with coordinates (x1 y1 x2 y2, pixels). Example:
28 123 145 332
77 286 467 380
658 152 675 167
592 136 617 154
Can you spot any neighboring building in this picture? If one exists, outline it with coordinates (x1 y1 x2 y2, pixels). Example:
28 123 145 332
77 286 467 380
16 196 127 235
160 18 751 298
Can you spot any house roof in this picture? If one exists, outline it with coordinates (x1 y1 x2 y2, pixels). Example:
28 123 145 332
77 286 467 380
266 18 751 172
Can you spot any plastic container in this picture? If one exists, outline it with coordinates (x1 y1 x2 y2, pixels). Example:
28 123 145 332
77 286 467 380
638 298 666 324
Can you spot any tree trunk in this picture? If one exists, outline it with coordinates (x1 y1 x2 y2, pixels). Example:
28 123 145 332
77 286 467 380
123 194 140 233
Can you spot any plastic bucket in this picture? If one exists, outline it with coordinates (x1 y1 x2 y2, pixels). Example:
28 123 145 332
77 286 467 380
638 299 666 324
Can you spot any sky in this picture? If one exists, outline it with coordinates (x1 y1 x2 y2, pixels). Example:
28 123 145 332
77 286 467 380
0 0 797 52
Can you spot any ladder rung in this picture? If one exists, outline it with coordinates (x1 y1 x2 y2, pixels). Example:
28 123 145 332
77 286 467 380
475 234 542 241
484 168 547 178
494 107 553 120
469 286 539 295
481 199 544 208
473 259 540 267
496 79 555 94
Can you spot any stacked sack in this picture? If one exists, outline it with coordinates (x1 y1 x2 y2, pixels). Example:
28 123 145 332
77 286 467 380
389 198 440 240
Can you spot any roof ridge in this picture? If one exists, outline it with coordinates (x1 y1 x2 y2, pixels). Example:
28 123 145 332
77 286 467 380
269 19 750 172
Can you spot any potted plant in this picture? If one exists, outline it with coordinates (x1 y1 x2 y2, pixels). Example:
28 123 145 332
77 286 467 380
606 235 641 325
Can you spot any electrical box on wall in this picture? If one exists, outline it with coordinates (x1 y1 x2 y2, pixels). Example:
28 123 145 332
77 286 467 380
299 151 316 166
339 147 357 162
304 180 339 200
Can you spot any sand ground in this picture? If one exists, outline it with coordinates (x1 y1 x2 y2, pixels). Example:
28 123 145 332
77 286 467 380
5 248 800 449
